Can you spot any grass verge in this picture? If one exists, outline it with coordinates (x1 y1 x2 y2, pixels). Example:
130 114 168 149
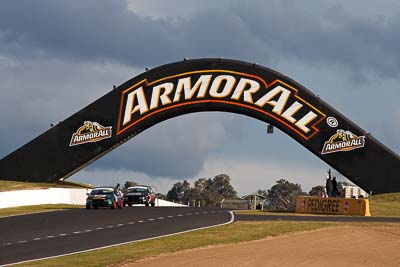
5 193 399 266
369 193 400 217
0 204 83 217
0 180 93 192
17 220 400 267
236 192 400 217
18 221 334 267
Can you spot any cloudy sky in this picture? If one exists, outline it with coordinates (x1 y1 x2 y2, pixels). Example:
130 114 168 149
0 0 399 195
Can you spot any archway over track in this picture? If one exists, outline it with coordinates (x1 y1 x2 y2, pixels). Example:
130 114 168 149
0 58 399 194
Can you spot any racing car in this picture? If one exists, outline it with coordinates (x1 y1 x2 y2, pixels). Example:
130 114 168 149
123 185 156 207
85 187 124 209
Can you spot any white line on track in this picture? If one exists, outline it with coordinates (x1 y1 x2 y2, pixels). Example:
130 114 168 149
1 210 231 251
3 211 235 267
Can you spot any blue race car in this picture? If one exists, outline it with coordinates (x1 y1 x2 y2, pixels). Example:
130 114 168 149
85 187 124 209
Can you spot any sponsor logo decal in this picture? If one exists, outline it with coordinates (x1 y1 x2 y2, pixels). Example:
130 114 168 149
117 70 326 139
306 198 340 213
70 121 112 146
326 116 338 128
321 129 365 154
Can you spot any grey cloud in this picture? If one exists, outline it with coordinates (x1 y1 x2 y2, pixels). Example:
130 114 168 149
0 57 138 156
0 0 180 66
87 112 228 178
0 0 399 183
226 1 400 80
1 0 400 79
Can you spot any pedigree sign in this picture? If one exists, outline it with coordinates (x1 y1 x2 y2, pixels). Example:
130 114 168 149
117 70 326 139
296 196 371 216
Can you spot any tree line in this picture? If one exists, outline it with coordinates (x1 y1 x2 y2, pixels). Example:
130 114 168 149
166 174 237 207
123 173 350 210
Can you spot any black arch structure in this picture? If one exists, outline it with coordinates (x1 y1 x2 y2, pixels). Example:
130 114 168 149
0 59 399 194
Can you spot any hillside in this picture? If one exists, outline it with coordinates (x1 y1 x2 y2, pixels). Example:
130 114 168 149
0 180 93 192
370 192 400 217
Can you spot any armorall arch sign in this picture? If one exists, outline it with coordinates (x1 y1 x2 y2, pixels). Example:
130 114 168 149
0 59 399 194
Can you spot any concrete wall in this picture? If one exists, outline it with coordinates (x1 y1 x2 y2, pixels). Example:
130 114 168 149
0 188 187 208
0 188 91 208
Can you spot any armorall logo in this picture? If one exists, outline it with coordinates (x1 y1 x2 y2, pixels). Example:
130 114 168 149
117 70 326 139
70 121 112 146
321 129 365 154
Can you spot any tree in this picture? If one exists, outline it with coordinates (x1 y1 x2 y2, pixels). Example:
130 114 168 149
167 180 191 202
168 174 238 207
123 181 138 193
192 174 238 207
256 189 268 197
265 179 305 211
309 185 325 196
213 174 237 199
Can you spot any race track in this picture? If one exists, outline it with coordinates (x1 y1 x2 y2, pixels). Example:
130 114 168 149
0 207 233 266
2 208 399 266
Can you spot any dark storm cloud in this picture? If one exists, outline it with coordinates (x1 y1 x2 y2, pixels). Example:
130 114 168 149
0 0 399 182
204 1 400 80
0 0 181 66
1 0 400 78
85 113 228 178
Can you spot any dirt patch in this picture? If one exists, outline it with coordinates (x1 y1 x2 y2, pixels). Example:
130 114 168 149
124 226 400 267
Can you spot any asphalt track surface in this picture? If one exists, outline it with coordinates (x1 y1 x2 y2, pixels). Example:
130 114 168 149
2 209 399 266
0 207 232 266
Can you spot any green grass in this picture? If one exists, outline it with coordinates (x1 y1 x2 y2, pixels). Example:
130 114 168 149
18 221 336 267
235 210 320 216
17 220 400 267
369 193 400 217
6 193 400 266
236 192 400 218
0 204 83 217
0 180 93 192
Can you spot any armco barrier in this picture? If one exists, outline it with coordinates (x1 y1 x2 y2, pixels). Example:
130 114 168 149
295 196 371 216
